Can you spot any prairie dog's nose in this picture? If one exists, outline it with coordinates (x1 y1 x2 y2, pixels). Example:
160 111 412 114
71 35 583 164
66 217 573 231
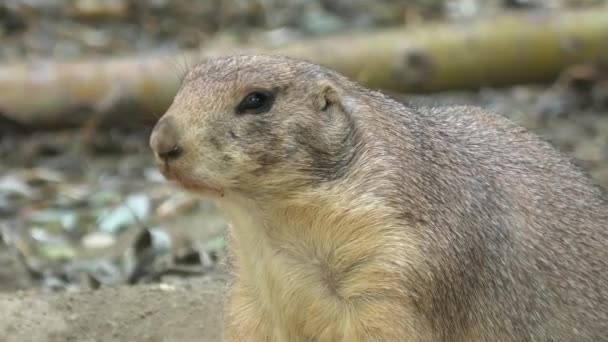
150 117 183 162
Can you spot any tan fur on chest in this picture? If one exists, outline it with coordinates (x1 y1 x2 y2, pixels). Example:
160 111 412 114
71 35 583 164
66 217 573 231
220 192 428 342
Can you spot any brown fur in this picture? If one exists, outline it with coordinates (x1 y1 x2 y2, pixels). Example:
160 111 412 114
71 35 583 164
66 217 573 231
150 55 608 341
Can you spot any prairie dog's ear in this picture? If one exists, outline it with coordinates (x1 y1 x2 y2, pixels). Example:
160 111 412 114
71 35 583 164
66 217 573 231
313 80 342 112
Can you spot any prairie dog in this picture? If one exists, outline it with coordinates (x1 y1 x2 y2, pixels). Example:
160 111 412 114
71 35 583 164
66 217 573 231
150 55 608 341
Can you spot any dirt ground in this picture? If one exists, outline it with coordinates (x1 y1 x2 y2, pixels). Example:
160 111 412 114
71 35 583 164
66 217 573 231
0 275 226 342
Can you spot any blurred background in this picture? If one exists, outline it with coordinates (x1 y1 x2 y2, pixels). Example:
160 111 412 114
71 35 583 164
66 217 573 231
0 0 607 340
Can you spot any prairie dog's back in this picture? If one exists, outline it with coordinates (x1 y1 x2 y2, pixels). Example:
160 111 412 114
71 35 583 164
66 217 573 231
367 101 608 340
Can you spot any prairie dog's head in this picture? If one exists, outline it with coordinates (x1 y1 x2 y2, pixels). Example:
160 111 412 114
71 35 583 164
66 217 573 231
150 55 360 199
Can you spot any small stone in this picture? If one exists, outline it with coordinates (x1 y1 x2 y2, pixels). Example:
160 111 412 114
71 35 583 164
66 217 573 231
80 28 111 49
98 193 150 233
82 231 116 250
158 283 176 292
0 174 34 198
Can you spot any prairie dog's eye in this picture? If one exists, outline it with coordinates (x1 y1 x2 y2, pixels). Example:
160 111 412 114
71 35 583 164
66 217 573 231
237 91 274 114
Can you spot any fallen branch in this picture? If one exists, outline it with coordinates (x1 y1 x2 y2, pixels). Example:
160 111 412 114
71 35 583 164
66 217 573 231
1 7 608 127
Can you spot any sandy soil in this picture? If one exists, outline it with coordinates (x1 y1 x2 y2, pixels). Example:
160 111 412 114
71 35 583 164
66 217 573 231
0 274 226 342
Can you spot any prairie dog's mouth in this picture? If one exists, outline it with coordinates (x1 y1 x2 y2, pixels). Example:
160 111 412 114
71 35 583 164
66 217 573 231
158 164 224 197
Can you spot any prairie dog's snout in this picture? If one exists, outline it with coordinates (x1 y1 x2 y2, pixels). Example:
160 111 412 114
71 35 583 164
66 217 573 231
150 116 183 163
